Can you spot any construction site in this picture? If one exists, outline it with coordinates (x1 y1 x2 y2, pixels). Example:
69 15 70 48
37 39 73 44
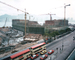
0 27 44 58
0 1 72 59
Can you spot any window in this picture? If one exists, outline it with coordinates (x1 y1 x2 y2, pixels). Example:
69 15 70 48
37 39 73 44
42 55 45 58
49 50 52 52
27 55 28 58
33 55 36 58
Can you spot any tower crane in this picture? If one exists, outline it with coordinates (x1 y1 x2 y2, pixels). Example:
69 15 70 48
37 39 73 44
40 13 56 20
0 1 29 35
47 13 56 20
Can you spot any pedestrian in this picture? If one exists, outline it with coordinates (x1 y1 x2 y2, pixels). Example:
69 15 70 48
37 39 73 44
60 48 61 53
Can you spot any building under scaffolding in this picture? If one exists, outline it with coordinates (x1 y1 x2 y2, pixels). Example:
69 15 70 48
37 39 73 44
12 19 44 35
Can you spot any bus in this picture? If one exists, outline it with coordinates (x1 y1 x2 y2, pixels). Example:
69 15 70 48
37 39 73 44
1 49 31 60
0 42 46 60
30 42 46 55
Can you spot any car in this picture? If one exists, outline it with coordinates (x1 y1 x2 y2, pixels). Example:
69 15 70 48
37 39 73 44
40 54 48 60
48 50 54 54
31 54 39 60
40 50 47 54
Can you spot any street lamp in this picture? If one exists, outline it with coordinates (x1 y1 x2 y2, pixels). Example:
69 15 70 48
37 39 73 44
64 3 71 26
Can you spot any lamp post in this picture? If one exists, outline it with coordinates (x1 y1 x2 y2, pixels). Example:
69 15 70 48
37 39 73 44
64 3 70 26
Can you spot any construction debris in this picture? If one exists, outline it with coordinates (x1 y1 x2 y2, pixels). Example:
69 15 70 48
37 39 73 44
24 34 43 42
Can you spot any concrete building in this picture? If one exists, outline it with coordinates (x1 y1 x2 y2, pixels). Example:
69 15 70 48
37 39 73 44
12 19 44 35
44 19 68 26
44 19 68 31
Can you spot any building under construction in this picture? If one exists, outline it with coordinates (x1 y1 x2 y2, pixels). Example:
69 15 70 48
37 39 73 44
43 19 68 30
12 19 44 35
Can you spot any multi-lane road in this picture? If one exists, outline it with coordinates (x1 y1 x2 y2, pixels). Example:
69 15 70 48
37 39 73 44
35 31 75 60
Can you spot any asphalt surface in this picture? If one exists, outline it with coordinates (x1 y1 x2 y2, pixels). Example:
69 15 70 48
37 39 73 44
34 31 75 60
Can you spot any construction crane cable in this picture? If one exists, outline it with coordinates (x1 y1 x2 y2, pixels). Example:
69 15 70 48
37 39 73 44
0 1 27 13
4 18 7 27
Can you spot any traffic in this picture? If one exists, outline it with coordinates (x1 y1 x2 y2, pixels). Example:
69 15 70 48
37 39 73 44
0 42 54 60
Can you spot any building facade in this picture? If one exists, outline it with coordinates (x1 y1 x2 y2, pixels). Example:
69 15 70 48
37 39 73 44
43 19 68 32
12 19 44 35
44 19 68 27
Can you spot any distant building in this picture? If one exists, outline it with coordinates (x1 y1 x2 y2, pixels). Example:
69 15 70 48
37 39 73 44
12 19 44 35
68 24 75 30
44 19 68 30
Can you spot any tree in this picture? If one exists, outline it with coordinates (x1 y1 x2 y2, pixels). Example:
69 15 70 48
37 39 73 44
65 28 71 32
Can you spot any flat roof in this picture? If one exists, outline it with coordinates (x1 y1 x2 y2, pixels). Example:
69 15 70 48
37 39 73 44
31 42 45 49
10 49 30 59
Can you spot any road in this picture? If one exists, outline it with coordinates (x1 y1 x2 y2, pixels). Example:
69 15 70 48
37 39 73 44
34 31 75 60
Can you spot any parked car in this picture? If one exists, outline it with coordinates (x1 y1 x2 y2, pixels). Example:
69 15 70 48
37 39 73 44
40 50 47 54
48 50 54 54
40 54 48 60
31 54 39 60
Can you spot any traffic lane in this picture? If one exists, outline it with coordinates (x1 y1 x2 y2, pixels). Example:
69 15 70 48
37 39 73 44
34 31 75 60
35 51 56 60
34 42 61 60
35 43 72 60
35 41 74 60
46 31 74 48
46 32 74 59
46 33 74 53
46 37 74 59
46 35 69 48
46 42 75 60
34 50 51 60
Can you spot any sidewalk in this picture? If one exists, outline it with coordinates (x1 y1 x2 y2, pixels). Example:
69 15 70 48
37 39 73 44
54 42 75 60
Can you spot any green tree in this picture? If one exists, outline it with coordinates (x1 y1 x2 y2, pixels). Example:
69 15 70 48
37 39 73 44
65 28 71 32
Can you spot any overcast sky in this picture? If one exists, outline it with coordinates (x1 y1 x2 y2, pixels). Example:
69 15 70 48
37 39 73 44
0 0 75 24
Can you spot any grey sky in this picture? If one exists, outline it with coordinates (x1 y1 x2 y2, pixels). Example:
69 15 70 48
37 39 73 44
0 0 75 24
